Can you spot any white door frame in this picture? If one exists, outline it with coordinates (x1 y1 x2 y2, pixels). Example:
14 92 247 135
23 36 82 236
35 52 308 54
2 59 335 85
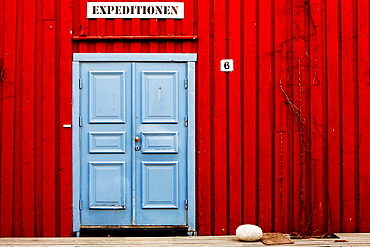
72 53 197 235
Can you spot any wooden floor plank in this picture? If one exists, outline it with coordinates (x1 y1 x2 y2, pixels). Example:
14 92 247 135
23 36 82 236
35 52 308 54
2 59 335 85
0 234 370 246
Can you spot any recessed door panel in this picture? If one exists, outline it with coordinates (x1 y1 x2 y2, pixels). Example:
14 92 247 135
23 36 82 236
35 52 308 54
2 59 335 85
89 132 126 153
89 162 126 209
89 71 126 123
141 71 178 123
141 132 178 153
141 162 178 209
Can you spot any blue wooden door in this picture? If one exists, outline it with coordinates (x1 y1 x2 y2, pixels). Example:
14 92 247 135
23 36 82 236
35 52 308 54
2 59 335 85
78 61 188 227
79 62 132 226
134 63 187 225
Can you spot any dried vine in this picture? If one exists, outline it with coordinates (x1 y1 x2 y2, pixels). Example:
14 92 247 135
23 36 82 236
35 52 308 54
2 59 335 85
0 54 10 82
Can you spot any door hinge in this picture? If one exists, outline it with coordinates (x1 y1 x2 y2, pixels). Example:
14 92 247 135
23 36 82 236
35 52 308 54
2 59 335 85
185 199 188 210
79 79 83 89
79 200 82 210
184 116 188 127
184 78 188 89
79 116 82 127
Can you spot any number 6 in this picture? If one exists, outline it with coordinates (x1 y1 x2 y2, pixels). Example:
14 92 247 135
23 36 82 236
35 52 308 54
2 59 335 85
224 62 230 70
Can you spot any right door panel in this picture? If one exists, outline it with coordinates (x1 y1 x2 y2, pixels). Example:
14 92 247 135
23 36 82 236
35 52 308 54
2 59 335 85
134 63 188 226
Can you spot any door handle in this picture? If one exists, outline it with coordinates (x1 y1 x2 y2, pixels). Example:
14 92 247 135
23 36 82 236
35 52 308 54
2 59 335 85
135 136 141 151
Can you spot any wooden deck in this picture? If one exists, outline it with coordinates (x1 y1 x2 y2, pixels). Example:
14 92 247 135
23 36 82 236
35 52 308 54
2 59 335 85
0 233 369 246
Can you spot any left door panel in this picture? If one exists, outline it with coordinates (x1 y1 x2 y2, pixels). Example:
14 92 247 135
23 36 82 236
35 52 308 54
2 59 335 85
80 63 132 225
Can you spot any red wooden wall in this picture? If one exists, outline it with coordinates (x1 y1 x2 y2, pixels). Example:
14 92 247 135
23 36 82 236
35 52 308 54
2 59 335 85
0 0 369 237
0 0 73 237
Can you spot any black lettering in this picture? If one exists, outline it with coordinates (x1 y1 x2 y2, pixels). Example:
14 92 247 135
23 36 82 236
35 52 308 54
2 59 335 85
99 6 106 14
92 4 180 17
136 6 142 14
147 6 154 14
122 6 129 14
165 6 171 14
171 6 178 15
107 6 114 14
155 6 162 14
92 6 99 14
116 6 122 14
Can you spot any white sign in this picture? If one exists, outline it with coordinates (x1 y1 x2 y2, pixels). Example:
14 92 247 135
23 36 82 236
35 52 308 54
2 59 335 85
87 2 184 19
220 59 234 72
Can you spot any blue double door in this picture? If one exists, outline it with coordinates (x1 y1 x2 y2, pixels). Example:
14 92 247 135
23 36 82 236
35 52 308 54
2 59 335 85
79 62 188 227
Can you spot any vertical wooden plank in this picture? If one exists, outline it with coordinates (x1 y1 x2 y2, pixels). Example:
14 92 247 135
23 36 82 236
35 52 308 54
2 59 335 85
57 27 63 237
42 20 57 237
166 19 175 52
0 1 3 235
257 0 273 232
96 4 106 53
228 0 242 234
58 0 73 236
165 0 175 51
131 0 141 52
274 0 288 134
195 0 212 235
308 0 326 235
0 0 3 234
212 0 228 235
113 0 124 52
358 0 370 232
302 2 314 235
34 0 44 236
181 0 194 52
284 0 297 233
21 0 36 237
149 19 159 53
141 20 150 53
0 0 16 237
242 0 257 226
78 0 88 52
158 19 166 52
293 131 303 234
54 0 62 236
274 131 289 231
105 19 114 52
0 0 3 59
122 11 132 53
42 0 56 236
353 0 360 232
131 19 141 53
326 0 341 234
181 0 191 36
274 0 289 232
12 0 24 236
0 0 3 65
291 0 309 234
341 0 356 232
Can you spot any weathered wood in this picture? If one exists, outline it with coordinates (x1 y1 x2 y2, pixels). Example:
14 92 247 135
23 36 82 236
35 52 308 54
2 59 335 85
1 234 370 246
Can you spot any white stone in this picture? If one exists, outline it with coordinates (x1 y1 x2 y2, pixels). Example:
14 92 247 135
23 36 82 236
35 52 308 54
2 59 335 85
236 224 263 242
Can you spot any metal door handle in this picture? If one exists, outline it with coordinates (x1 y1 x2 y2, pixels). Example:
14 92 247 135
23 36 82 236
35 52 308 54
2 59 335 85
135 136 140 142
